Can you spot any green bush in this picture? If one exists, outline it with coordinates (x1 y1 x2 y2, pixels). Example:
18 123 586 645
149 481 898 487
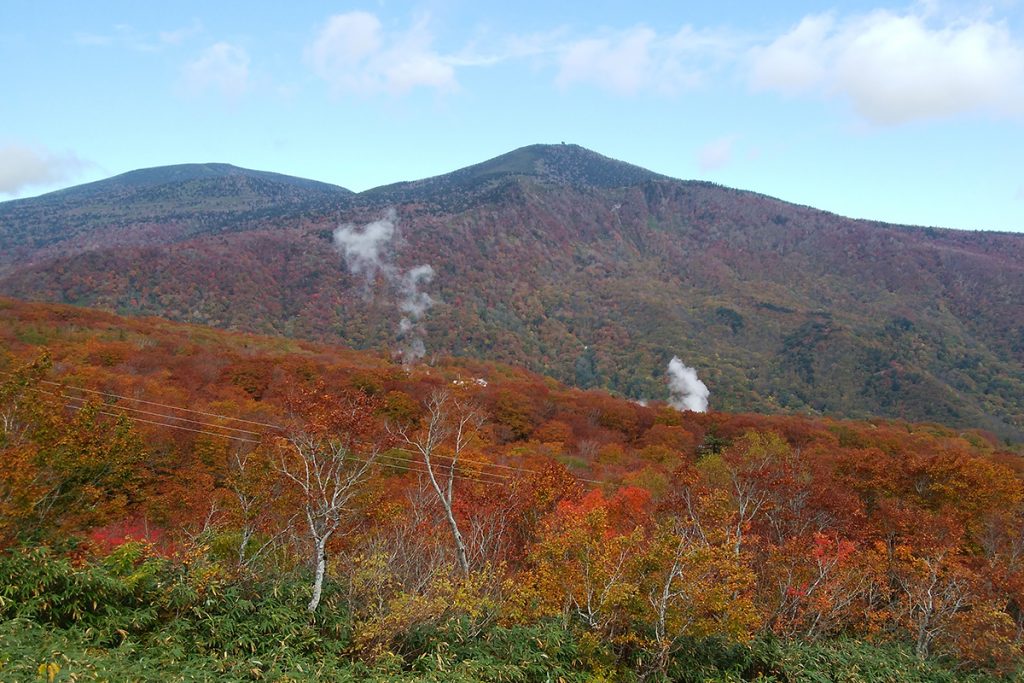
0 545 1017 682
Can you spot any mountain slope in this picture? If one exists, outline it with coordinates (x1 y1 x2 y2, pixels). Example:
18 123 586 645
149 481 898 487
1 145 1022 440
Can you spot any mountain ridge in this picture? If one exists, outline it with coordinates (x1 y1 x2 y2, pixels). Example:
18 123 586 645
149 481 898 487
12 162 352 202
3 144 1017 236
0 162 354 274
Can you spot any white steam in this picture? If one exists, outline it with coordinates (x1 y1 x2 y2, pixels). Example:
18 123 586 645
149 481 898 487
332 207 396 279
396 264 435 362
667 356 709 413
333 209 435 365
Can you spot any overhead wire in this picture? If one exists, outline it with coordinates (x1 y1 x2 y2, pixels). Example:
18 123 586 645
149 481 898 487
372 451 511 485
5 368 606 486
86 405 262 444
42 387 263 437
5 370 540 478
55 396 506 484
1 371 282 429
379 442 603 485
50 394 513 484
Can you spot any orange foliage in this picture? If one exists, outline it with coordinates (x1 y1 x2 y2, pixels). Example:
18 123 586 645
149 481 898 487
1 297 1023 668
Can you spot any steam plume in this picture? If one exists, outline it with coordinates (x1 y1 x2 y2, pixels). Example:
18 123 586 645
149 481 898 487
396 264 435 363
332 207 396 279
667 356 709 412
332 209 435 365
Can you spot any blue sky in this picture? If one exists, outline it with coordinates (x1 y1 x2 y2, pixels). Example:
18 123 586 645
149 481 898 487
2 1 1022 232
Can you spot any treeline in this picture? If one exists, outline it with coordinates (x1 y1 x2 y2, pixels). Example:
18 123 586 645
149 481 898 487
1 300 1023 680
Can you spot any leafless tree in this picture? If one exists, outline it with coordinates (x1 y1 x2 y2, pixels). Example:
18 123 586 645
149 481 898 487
227 445 296 572
279 430 381 612
392 390 482 576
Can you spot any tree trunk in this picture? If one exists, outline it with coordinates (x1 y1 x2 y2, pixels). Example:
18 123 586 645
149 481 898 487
308 537 327 613
445 508 470 576
238 525 252 568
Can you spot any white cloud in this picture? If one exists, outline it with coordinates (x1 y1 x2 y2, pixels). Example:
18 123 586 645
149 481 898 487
307 12 456 94
751 9 1024 124
697 135 737 172
0 143 89 195
449 29 566 67
159 20 204 46
74 31 114 47
181 42 250 98
557 28 658 95
304 13 741 98
556 25 733 95
74 21 203 52
749 14 833 93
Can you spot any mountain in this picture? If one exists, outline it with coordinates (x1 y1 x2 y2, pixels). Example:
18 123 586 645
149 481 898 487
357 143 670 210
0 163 351 274
1 145 1022 440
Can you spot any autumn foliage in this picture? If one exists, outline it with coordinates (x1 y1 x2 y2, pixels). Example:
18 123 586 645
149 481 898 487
1 297 1023 679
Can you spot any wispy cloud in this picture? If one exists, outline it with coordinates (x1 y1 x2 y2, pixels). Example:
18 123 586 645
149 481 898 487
181 42 250 99
146 6 1024 129
0 143 90 195
555 25 738 95
750 8 1024 124
306 12 457 95
74 21 203 52
158 20 204 46
542 6 1024 121
697 135 738 172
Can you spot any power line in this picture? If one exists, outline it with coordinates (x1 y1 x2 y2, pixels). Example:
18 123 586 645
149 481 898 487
47 387 262 437
62 400 262 445
28 384 267 443
1 371 282 429
276 437 514 485
42 383 515 484
21 369 567 481
373 451 510 485
391 443 604 486
53 397 513 486
6 368 605 486
356 439 602 486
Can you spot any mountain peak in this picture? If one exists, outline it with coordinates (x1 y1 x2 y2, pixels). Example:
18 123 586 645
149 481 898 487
0 162 353 271
44 162 351 200
466 143 671 188
360 143 669 207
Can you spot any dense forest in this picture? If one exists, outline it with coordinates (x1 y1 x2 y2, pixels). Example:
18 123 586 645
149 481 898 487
2 298 1022 681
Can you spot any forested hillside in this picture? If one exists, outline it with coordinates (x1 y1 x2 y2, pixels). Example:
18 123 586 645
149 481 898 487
1 144 1022 441
2 297 1022 680
0 163 351 274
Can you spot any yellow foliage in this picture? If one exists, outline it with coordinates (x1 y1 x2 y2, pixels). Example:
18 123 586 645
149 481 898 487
350 563 498 660
37 662 60 682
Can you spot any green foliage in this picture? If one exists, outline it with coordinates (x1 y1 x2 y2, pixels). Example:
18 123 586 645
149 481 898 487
0 544 599 681
629 636 1012 683
746 638 1007 683
0 544 356 681
0 544 177 642
399 619 594 682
